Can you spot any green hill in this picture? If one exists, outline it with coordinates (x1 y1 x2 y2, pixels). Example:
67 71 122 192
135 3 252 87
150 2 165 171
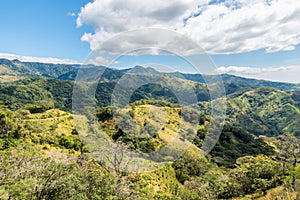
1 103 298 199
225 87 300 136
0 60 300 199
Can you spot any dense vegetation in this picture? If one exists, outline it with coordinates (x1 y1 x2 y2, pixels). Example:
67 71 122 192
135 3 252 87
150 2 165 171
0 102 299 199
0 60 300 199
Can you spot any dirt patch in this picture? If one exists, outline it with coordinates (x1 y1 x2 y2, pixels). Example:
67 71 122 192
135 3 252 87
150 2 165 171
0 65 14 74
0 75 22 82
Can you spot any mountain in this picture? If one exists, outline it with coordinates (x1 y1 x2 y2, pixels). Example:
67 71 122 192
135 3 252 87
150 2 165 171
121 65 161 75
0 58 299 91
170 72 300 91
0 58 79 78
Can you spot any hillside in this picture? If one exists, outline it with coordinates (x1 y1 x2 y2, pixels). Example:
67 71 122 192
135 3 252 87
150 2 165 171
0 60 300 199
0 75 245 111
1 58 299 91
1 75 299 137
1 101 299 199
226 87 300 136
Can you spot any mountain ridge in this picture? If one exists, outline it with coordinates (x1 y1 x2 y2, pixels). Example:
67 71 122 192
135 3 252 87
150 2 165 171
0 58 299 91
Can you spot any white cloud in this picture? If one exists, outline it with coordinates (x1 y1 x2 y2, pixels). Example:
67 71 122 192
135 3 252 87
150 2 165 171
0 53 81 65
82 28 206 55
76 0 206 54
76 0 202 30
183 0 300 54
216 65 300 74
77 0 300 55
86 55 118 66
216 65 300 83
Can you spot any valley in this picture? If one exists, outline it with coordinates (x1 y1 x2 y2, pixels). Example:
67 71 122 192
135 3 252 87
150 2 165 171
0 59 299 199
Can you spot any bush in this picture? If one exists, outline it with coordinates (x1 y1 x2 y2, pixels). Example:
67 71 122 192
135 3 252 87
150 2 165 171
172 154 211 184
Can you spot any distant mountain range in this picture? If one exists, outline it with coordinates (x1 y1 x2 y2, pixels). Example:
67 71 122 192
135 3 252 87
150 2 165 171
0 58 299 90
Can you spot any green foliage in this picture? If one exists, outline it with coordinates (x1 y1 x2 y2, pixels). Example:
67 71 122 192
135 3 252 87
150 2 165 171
194 124 274 167
172 154 211 184
96 106 114 122
220 155 284 197
25 98 55 113
0 78 72 111
130 99 179 108
59 134 82 151
128 165 180 199
114 132 158 153
0 105 297 199
0 146 117 200
275 133 300 168
0 108 23 149
226 87 300 137
130 83 179 104
180 171 226 200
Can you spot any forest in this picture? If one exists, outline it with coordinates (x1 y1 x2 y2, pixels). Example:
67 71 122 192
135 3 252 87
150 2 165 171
0 59 300 199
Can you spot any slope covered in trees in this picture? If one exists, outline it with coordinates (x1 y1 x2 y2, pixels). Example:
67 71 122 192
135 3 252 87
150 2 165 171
0 102 299 199
0 61 300 199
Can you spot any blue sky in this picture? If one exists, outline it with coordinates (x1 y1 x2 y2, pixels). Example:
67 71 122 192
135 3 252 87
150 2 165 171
0 0 91 61
0 0 300 83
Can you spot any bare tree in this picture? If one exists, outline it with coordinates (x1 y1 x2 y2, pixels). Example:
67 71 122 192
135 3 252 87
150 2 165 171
105 141 132 178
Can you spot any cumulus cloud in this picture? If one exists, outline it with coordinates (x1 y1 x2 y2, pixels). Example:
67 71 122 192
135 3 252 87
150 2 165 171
86 55 118 66
184 0 300 54
0 53 81 65
76 0 201 30
216 65 300 83
83 28 206 55
77 0 300 55
76 0 206 54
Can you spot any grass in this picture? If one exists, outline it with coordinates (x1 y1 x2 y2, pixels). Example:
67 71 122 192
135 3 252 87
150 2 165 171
22 109 74 136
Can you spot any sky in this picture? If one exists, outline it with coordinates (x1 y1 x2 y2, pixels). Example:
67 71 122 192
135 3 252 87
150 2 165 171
0 0 300 83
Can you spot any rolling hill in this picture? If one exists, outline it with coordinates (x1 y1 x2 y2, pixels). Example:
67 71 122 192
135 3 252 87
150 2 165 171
0 59 300 199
